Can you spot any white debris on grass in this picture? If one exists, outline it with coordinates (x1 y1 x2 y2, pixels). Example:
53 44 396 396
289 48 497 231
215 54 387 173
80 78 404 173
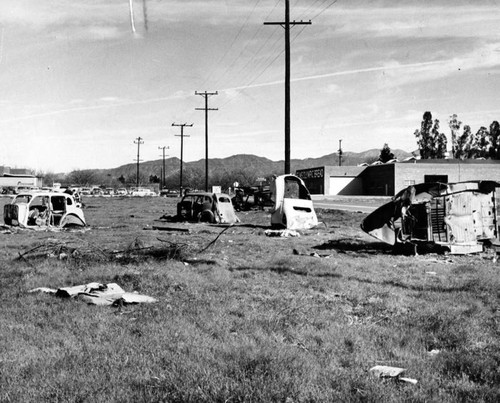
29 282 157 306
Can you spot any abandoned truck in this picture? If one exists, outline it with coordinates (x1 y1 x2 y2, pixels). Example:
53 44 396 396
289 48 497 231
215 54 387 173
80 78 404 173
361 181 500 254
176 192 239 224
4 192 86 228
271 174 318 230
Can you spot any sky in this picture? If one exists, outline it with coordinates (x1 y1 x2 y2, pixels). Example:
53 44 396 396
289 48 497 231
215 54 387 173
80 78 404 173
1 0 500 173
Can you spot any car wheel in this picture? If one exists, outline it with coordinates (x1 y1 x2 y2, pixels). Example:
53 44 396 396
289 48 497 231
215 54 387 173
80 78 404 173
199 210 215 223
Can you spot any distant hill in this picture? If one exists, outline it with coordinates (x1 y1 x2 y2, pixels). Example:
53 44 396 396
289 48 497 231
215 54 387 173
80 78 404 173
106 149 413 180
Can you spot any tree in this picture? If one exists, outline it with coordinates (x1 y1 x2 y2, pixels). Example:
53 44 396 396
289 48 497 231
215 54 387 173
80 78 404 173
414 111 434 159
489 121 500 159
67 169 96 186
455 125 471 160
431 119 447 159
471 126 491 158
379 143 395 163
448 114 462 158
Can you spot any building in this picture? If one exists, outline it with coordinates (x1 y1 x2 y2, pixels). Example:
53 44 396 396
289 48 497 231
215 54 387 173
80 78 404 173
0 166 42 189
296 159 500 196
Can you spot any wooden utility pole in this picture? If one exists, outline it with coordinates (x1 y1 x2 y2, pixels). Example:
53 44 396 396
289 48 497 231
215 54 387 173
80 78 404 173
195 91 218 191
158 146 169 190
134 137 144 188
338 139 343 167
264 0 311 174
172 123 192 194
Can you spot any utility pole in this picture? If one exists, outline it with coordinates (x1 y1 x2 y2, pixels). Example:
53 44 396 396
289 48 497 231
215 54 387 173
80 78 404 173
338 139 343 167
134 137 144 188
172 123 192 195
264 0 311 174
195 91 218 192
158 146 169 190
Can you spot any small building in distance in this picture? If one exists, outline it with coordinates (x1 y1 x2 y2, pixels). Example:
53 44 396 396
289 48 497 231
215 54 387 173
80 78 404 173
0 166 41 189
296 159 500 196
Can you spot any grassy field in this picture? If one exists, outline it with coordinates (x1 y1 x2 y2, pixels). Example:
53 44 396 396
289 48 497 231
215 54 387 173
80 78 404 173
1 195 500 402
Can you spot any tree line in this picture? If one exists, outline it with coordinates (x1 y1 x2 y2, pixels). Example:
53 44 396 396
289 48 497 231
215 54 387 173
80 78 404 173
380 111 500 162
415 111 500 160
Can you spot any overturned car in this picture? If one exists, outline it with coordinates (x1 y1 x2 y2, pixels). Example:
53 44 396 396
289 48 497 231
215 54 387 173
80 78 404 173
176 192 239 224
361 181 500 254
270 174 318 230
4 192 86 229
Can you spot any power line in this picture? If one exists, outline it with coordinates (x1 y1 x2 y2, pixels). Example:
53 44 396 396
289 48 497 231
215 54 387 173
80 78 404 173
310 0 340 20
199 0 264 89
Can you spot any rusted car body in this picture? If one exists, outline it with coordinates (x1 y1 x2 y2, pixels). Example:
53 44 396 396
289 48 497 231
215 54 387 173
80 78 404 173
270 174 318 230
176 192 239 224
4 192 86 228
361 181 500 254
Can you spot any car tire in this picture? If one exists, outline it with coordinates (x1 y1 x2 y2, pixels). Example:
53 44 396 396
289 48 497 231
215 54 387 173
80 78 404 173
199 210 215 223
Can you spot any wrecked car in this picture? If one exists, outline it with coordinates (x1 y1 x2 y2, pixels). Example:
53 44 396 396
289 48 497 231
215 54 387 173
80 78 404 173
176 192 239 224
361 181 500 254
270 174 318 230
4 192 86 228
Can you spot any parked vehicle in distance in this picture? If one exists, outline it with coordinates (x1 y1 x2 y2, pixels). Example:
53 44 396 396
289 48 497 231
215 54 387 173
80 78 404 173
91 188 103 196
4 191 86 228
116 188 128 196
80 187 92 195
103 188 115 196
159 189 179 197
131 188 156 197
176 192 239 224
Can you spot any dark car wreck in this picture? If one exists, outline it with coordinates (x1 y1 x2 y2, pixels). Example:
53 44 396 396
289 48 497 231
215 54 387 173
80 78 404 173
361 181 500 254
175 192 240 224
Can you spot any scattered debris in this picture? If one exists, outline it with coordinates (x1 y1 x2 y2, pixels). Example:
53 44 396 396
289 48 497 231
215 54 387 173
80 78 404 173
293 248 332 258
16 237 189 264
29 282 157 306
151 225 190 233
369 365 418 384
264 229 300 237
427 349 440 357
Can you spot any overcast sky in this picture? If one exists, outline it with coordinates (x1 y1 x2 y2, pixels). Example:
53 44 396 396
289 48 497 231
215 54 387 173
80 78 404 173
1 0 499 172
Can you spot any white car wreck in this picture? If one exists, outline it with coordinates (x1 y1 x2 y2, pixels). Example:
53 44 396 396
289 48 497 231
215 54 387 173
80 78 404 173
4 192 86 229
270 174 318 230
361 181 500 254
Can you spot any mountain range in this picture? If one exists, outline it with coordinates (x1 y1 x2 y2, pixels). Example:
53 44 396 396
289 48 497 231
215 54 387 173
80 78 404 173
103 149 413 180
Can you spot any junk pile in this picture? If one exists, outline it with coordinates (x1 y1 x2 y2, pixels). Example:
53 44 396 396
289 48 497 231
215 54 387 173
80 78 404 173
29 282 157 306
16 237 189 265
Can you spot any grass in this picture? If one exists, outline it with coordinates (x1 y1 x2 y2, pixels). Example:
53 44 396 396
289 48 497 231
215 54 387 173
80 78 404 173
1 196 500 402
